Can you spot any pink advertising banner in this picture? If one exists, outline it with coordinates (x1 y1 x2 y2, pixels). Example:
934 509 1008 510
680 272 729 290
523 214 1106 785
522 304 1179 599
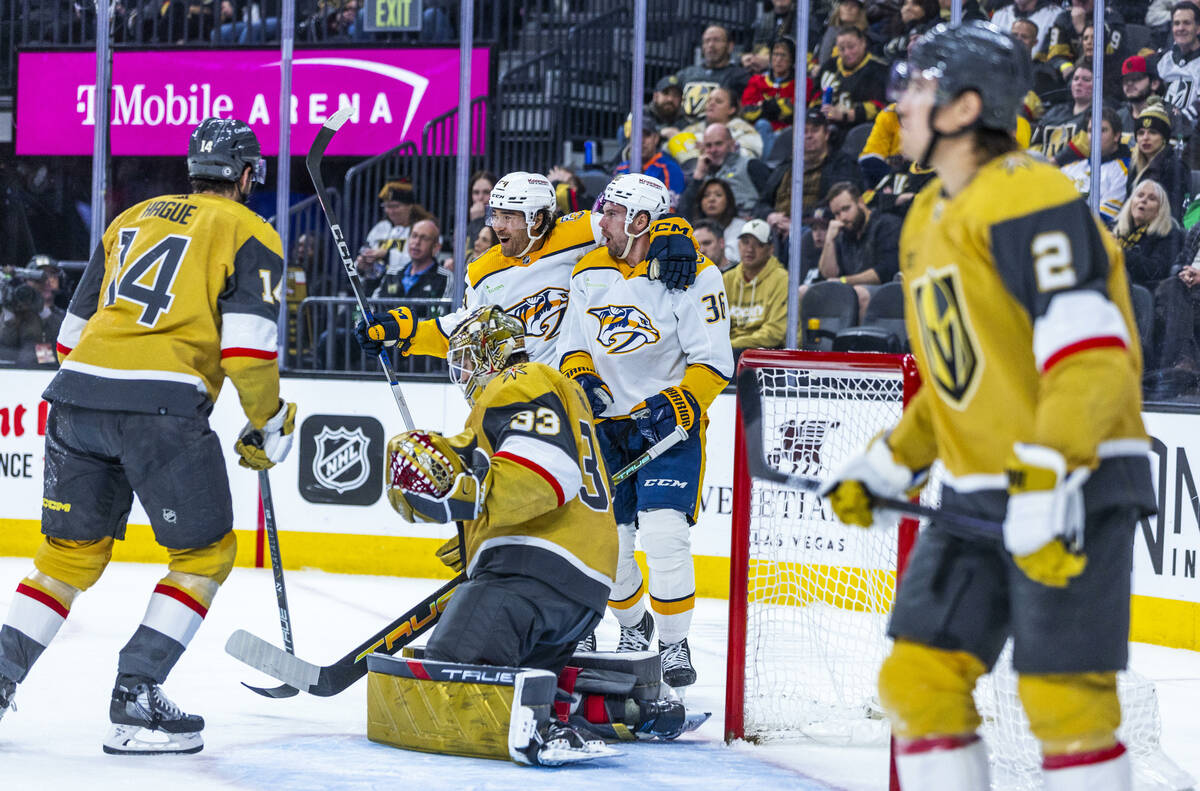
16 47 489 156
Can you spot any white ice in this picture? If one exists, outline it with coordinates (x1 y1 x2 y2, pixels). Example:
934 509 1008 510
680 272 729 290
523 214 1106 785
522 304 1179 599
0 557 1197 791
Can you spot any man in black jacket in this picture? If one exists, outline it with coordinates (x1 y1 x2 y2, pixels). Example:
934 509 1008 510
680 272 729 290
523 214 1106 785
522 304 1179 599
759 110 863 219
370 219 450 319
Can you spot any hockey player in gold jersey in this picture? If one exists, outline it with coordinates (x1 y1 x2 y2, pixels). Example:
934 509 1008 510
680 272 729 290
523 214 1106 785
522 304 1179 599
382 306 705 765
0 118 297 755
353 172 698 366
821 22 1154 791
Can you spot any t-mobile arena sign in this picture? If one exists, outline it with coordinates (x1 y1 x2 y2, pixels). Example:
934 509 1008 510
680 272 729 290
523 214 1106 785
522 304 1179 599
16 47 488 156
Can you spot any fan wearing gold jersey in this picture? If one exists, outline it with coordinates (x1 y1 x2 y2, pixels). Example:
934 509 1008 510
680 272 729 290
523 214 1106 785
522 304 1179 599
383 307 703 765
0 118 297 755
821 22 1155 791
353 172 698 366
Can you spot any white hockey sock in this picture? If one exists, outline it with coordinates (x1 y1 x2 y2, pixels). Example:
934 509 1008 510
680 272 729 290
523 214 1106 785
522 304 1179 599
638 509 694 644
1042 743 1131 791
608 522 645 629
6 572 79 646
894 735 990 791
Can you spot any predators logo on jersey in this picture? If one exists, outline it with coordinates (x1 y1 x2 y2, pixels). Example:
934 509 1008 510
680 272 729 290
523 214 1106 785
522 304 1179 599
587 305 661 354
509 287 568 341
910 265 982 408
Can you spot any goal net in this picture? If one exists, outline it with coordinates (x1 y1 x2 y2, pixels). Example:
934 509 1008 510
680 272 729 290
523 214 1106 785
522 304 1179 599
727 350 1192 790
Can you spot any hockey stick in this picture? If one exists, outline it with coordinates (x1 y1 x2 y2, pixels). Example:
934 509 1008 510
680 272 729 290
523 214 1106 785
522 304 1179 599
736 368 1003 540
306 106 414 430
240 470 300 699
225 573 463 696
611 425 688 485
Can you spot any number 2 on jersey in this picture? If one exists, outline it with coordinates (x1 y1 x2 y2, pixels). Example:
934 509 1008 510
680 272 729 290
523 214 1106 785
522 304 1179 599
105 227 192 327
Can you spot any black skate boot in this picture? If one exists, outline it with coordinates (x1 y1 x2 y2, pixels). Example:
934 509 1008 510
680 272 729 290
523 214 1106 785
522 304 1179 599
575 631 597 653
659 638 697 688
616 611 654 652
524 719 618 766
633 697 711 740
0 675 15 723
103 674 204 755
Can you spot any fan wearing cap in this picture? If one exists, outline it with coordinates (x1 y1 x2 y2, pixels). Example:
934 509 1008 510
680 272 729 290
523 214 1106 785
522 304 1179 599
614 118 687 198
722 218 788 357
1128 98 1188 221
821 22 1153 790
355 179 436 296
618 74 687 149
1117 54 1174 135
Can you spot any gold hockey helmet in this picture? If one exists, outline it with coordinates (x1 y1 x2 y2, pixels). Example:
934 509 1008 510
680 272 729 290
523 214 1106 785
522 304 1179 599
447 305 526 404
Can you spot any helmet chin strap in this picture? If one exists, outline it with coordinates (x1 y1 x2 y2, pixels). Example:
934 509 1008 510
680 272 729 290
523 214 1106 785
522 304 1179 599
916 103 977 170
518 213 548 257
619 213 650 260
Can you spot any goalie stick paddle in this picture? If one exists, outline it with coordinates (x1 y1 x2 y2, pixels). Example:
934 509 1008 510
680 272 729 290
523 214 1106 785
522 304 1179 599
241 470 300 699
226 573 464 697
735 368 1003 540
306 106 415 430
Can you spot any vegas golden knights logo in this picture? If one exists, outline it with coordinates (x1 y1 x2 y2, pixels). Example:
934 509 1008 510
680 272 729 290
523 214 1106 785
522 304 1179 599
911 266 981 407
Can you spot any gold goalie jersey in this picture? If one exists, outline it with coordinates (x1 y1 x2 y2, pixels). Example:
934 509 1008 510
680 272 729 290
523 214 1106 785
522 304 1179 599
461 361 618 614
47 193 284 428
405 211 603 364
890 152 1151 502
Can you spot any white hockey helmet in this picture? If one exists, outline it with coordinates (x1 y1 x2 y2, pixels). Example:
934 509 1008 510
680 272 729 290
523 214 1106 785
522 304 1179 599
486 171 557 256
600 173 672 258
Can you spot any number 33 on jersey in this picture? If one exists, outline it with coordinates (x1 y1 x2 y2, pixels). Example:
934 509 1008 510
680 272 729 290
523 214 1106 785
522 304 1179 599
50 193 285 427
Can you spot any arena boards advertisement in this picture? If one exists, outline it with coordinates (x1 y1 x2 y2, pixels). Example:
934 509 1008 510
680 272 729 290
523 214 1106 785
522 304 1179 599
15 47 489 156
1 370 1198 649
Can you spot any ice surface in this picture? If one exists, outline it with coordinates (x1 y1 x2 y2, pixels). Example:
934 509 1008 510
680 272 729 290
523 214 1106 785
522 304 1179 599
0 557 1196 791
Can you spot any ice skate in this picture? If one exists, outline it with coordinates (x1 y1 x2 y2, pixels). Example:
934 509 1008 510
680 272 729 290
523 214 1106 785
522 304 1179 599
633 697 711 740
659 638 697 688
0 675 15 723
575 631 596 653
528 719 619 766
102 675 204 755
616 611 654 652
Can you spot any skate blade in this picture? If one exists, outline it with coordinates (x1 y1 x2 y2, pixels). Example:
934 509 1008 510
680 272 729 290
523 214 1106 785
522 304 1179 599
537 740 620 766
102 724 203 755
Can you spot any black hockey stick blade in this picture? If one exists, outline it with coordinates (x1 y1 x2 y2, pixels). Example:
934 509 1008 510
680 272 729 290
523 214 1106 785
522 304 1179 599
736 367 1002 539
225 573 464 697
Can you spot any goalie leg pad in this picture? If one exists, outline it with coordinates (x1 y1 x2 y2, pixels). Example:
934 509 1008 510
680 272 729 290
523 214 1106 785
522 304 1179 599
878 639 987 740
1017 671 1121 757
365 654 616 766
638 509 695 644
894 735 990 791
1042 743 1131 791
608 522 647 628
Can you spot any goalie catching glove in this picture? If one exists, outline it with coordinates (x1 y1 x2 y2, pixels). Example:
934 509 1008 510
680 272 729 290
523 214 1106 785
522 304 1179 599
819 432 926 527
645 221 698 291
387 429 491 524
1004 444 1090 587
353 307 417 356
632 386 698 444
234 401 297 470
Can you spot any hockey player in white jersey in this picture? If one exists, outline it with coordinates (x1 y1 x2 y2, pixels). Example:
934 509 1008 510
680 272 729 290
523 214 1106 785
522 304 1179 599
353 172 701 365
559 173 733 688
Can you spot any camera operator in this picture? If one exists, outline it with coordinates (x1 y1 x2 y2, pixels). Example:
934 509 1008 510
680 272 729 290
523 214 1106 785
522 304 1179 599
1 256 66 367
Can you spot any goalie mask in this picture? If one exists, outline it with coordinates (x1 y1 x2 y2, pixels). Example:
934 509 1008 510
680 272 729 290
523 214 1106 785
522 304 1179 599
447 305 527 405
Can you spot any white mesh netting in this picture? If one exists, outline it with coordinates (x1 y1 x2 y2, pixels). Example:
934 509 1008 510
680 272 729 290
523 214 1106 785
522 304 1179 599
738 359 1194 790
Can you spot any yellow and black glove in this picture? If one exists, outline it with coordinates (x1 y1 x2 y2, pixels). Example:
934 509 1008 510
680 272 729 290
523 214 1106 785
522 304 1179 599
353 307 417 356
435 533 464 572
818 432 924 528
1004 443 1090 588
386 429 490 524
234 400 297 471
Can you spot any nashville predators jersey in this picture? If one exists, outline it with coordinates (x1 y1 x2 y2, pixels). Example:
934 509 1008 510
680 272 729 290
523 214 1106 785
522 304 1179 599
405 211 603 365
48 193 284 427
890 152 1149 493
559 218 734 419
462 361 618 614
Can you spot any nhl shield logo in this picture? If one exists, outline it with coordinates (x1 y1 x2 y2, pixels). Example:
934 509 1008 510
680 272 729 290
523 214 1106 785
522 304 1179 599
312 426 371 494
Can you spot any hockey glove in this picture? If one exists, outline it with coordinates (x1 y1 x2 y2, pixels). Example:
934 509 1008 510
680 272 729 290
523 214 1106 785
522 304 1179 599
435 533 464 572
1004 444 1090 588
646 232 698 291
818 432 925 528
632 386 699 444
234 401 297 471
387 429 491 524
562 356 615 417
353 307 417 356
